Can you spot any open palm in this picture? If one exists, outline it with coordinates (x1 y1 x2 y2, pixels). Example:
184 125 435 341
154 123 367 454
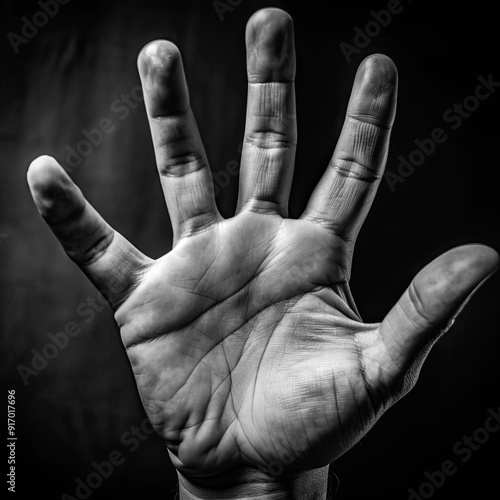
28 8 497 496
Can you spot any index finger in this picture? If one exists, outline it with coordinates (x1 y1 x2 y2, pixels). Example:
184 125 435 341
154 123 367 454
302 54 398 243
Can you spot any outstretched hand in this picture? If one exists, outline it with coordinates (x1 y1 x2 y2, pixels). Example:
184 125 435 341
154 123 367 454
27 8 498 500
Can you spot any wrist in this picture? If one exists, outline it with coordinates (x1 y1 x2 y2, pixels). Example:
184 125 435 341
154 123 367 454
177 466 329 500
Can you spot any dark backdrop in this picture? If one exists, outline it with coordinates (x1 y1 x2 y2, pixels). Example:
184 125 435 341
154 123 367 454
1 1 498 499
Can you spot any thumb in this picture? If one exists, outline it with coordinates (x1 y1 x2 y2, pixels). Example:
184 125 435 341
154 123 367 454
379 244 498 376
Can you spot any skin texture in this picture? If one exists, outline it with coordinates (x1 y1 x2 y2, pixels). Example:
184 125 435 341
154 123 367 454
27 8 498 500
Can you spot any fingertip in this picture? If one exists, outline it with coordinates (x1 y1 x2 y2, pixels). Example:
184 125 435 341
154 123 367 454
358 54 398 82
411 244 499 315
440 244 499 283
246 7 293 30
137 39 189 116
27 155 83 222
357 54 398 96
349 53 398 128
246 8 295 83
137 40 182 77
27 155 66 194
478 244 500 274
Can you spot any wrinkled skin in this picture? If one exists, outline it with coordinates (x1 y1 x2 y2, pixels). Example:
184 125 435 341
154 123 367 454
120 212 384 475
28 7 497 492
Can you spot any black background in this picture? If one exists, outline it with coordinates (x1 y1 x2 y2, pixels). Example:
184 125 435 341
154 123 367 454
1 0 499 499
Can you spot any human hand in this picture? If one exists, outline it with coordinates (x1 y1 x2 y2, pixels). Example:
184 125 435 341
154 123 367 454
27 7 498 500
